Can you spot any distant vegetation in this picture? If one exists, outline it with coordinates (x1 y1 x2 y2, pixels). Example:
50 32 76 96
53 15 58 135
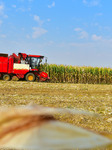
41 64 112 84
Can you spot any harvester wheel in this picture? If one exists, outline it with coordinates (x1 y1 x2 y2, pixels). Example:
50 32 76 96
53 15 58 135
25 73 35 82
3 74 11 81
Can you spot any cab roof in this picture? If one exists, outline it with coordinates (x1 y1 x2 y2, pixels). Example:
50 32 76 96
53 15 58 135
28 55 44 58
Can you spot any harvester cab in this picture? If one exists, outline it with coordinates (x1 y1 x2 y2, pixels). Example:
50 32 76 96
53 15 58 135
26 55 44 69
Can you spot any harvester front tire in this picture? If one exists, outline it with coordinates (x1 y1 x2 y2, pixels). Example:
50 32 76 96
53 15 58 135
25 73 35 82
3 74 11 81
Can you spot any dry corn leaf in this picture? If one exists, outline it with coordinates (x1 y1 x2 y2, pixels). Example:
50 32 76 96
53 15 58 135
0 105 111 150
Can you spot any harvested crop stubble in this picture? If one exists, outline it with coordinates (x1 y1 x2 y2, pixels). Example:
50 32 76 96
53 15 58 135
0 81 112 149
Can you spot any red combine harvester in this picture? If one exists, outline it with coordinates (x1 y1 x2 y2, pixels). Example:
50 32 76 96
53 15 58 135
0 53 49 82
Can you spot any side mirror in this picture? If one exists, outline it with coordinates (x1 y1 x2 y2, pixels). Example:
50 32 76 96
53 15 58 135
45 57 47 64
40 59 42 63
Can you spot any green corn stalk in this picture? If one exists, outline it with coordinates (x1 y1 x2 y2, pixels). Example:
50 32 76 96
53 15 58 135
41 64 112 84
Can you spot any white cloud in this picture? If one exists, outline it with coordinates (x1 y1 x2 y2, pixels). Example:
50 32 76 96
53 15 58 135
48 2 55 8
96 13 103 16
74 28 82 32
32 27 47 38
0 4 4 15
83 0 87 4
16 6 31 12
0 4 4 11
34 15 40 22
74 28 88 39
47 18 51 22
4 15 8 18
34 15 43 26
0 34 6 38
79 31 89 39
83 0 100 6
12 5 16 8
92 34 102 41
0 4 8 18
26 34 30 39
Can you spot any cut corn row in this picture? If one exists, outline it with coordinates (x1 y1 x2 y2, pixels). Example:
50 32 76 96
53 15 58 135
41 64 112 84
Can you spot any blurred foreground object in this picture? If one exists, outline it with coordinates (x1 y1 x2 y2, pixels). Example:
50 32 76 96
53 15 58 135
0 105 111 150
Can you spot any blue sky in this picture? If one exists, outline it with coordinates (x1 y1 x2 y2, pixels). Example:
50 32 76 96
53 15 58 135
0 0 112 67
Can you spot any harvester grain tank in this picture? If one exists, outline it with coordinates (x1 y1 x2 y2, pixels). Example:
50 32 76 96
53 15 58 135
0 53 49 82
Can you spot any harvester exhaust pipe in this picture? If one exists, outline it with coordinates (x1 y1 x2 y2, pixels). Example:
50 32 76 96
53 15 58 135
45 57 47 64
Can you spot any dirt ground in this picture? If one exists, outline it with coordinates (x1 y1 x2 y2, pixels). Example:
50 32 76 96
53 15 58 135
0 81 112 149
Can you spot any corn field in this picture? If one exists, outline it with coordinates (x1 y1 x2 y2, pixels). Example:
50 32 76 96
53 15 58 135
41 64 112 84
